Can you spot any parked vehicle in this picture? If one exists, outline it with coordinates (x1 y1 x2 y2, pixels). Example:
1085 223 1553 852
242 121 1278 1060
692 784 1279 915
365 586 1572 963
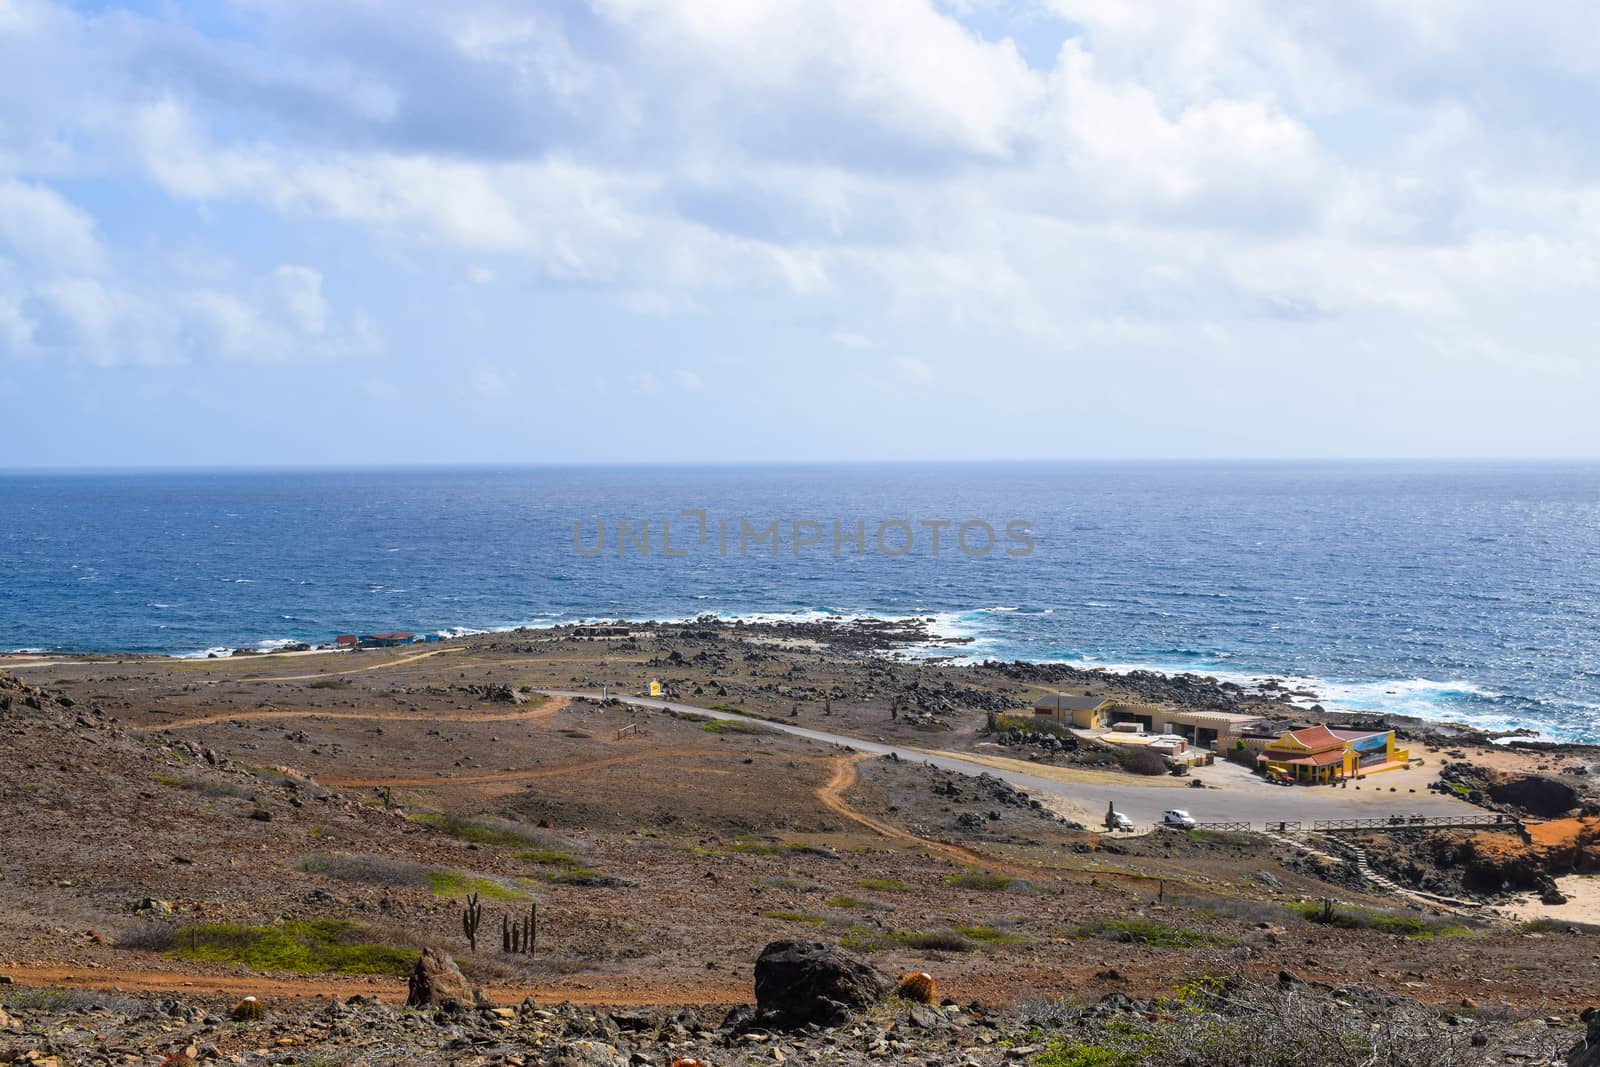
1160 809 1197 829
1105 811 1135 832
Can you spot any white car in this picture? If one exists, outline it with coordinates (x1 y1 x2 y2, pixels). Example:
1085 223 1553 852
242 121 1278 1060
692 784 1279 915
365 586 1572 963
1160 809 1197 829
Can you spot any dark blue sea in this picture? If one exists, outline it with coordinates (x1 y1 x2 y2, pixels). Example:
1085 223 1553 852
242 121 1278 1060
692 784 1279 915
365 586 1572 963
2 462 1598 740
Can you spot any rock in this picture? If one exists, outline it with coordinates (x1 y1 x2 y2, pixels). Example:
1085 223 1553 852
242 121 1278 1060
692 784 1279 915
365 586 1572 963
405 947 472 1010
908 1003 948 1030
1571 1013 1600 1067
557 1040 627 1067
1490 774 1578 818
721 1004 758 1032
1544 887 1570 905
135 897 174 915
752 940 890 1030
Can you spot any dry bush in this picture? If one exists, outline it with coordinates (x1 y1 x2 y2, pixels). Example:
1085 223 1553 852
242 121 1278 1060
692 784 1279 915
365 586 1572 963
115 921 177 951
1024 974 1563 1067
1115 746 1171 777
298 853 433 888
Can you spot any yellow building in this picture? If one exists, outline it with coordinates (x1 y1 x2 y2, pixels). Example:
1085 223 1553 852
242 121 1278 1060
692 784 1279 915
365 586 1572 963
1032 693 1112 729
1259 725 1409 783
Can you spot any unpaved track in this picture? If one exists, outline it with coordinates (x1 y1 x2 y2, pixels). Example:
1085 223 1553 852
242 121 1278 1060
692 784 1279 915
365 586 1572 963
817 754 1038 877
148 695 570 732
0 965 748 1007
199 646 463 684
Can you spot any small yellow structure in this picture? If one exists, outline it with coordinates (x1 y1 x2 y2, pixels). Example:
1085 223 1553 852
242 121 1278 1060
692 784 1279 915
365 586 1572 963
1032 693 1112 729
1259 725 1409 783
648 679 662 697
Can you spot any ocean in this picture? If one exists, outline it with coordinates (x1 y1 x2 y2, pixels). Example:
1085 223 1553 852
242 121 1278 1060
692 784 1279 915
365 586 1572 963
2 462 1597 740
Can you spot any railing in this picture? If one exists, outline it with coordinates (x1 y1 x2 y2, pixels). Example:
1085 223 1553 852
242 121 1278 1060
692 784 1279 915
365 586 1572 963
1310 814 1515 832
1192 821 1252 832
614 722 640 741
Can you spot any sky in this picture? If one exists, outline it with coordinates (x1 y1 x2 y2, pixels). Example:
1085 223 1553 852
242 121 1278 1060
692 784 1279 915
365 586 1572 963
2 0 1600 467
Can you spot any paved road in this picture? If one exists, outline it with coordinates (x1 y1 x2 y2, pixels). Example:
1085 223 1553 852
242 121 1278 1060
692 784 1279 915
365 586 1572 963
540 691 1481 827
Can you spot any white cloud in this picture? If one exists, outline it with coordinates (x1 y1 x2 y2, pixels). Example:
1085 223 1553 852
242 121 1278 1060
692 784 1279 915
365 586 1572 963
2 0 1599 446
0 178 104 272
677 368 705 392
272 265 328 337
893 355 936 384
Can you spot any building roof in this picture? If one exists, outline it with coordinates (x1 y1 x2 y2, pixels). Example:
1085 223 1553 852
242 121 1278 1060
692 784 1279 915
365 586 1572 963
1279 724 1346 751
334 634 357 643
1329 728 1389 743
367 631 414 641
1034 694 1107 712
1280 748 1348 768
1160 709 1267 727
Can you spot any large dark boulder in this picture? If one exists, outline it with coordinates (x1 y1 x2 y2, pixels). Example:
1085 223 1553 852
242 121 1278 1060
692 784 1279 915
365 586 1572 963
405 947 472 1010
1569 1009 1600 1066
751 940 889 1029
1490 774 1578 818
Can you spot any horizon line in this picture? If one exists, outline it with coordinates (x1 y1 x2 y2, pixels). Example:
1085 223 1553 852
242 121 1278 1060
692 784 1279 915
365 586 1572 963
5 455 1600 476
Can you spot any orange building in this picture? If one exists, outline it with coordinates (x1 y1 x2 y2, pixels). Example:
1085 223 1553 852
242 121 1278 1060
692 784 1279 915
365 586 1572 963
1258 725 1409 783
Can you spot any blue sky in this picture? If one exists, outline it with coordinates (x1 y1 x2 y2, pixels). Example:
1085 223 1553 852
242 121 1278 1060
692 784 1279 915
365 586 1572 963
3 0 1600 466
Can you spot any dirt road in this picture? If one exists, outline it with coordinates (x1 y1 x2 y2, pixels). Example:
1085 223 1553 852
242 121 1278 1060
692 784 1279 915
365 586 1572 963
0 964 749 1008
540 690 1479 827
149 695 570 732
816 754 1036 876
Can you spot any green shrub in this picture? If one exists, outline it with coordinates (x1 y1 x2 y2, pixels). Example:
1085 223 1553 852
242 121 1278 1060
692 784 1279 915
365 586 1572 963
859 878 911 892
1289 901 1470 939
1071 918 1231 949
891 929 974 952
548 869 631 888
946 872 1018 891
762 911 827 925
1112 745 1170 776
956 925 1025 945
516 849 582 869
169 921 416 975
729 839 835 858
425 871 526 900
407 813 542 847
993 713 1077 738
1032 1043 1137 1067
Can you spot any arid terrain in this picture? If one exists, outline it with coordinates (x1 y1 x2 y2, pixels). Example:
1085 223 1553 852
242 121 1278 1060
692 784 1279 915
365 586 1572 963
2 619 1597 1065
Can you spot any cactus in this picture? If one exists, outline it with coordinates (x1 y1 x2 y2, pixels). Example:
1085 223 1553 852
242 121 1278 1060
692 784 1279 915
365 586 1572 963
896 971 937 1004
230 995 265 1022
462 891 483 952
501 903 538 955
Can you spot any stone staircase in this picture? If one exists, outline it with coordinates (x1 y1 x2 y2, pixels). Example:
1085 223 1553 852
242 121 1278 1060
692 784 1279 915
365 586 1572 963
1261 829 1481 914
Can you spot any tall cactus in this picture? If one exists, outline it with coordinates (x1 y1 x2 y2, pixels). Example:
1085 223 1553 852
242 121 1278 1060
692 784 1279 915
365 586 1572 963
502 903 538 956
462 891 483 952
